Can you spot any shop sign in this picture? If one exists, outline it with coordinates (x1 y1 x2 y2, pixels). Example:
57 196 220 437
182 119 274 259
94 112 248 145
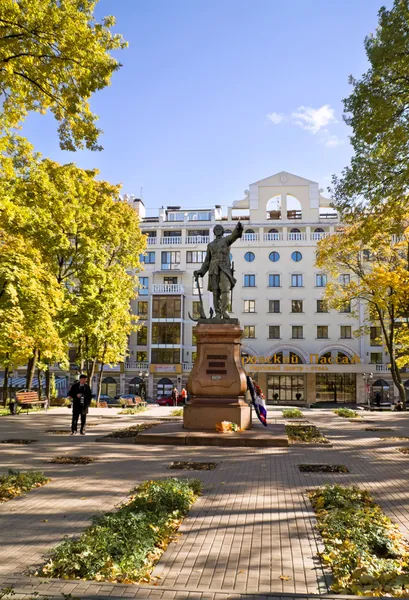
242 353 360 365
150 364 182 374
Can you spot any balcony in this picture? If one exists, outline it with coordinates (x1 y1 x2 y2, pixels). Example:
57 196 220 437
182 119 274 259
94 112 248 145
182 363 193 371
125 361 149 370
152 284 184 294
160 237 182 245
242 233 260 241
311 232 331 241
375 364 390 372
264 232 283 241
146 237 157 245
287 233 307 241
185 236 210 244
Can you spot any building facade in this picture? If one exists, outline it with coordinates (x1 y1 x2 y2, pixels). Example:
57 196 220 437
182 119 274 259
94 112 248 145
106 170 393 406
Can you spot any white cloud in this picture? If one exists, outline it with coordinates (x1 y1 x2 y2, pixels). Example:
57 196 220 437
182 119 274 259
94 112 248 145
291 104 337 134
323 133 343 148
267 112 284 124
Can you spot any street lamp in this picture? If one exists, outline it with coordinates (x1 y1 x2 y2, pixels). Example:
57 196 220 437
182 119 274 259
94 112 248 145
362 373 373 408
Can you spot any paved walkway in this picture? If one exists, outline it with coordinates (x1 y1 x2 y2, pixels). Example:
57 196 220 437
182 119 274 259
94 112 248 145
0 406 409 600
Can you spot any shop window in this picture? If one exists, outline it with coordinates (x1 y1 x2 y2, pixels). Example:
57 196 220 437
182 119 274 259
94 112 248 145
157 377 173 398
316 373 356 403
128 376 143 395
101 377 117 398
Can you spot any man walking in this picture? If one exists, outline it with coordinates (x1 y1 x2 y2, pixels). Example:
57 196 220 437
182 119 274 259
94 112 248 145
67 374 92 435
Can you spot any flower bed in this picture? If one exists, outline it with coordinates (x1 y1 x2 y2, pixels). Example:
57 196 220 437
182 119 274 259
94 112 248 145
105 423 160 438
0 470 50 503
299 464 349 473
282 408 303 418
38 478 202 583
286 424 329 444
49 456 95 465
309 484 409 595
334 408 360 419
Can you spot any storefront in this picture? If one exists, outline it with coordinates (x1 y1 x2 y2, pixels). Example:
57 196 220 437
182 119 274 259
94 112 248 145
267 374 305 403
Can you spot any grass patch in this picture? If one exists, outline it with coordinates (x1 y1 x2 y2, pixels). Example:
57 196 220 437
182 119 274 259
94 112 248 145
0 470 50 503
105 423 160 438
299 464 349 473
170 408 183 417
169 461 217 471
397 447 409 455
1 439 36 444
286 424 329 444
49 456 95 465
118 406 148 415
309 484 409 596
334 408 360 419
282 408 303 418
38 477 202 583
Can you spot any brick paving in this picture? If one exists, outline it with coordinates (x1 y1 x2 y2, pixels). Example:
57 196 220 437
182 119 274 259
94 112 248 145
0 406 409 600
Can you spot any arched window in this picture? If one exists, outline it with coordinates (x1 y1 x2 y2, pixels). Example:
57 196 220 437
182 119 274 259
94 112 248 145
269 228 279 233
101 377 117 398
290 228 300 233
319 352 332 364
245 229 255 234
129 376 143 395
290 352 304 364
157 377 173 398
314 227 324 233
266 195 281 220
287 194 302 220
244 251 255 262
269 251 280 262
291 251 302 262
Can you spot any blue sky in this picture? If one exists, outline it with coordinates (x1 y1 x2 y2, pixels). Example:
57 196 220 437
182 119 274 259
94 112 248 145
21 0 386 212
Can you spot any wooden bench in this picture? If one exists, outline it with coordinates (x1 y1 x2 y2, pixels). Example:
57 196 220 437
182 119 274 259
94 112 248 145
15 390 48 414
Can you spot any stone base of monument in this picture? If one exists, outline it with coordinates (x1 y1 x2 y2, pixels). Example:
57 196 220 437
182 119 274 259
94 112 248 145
183 319 252 431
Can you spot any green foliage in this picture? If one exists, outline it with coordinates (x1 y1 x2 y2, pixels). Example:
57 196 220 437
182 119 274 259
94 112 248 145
334 408 360 419
310 484 409 596
0 469 50 502
39 478 202 583
118 406 148 415
282 408 303 418
0 0 127 151
286 424 329 444
170 408 183 417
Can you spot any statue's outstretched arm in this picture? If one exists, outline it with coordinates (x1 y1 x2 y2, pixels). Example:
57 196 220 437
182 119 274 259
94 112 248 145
226 221 243 246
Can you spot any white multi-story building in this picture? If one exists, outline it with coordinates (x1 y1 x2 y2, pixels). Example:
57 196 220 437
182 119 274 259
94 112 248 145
101 170 394 405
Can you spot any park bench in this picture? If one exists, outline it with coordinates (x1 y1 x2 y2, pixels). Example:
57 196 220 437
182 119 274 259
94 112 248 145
121 397 147 408
15 390 48 414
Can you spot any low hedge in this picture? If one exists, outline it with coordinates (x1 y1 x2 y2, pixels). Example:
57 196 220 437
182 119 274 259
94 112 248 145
309 484 409 596
282 408 303 418
334 408 360 419
38 477 202 583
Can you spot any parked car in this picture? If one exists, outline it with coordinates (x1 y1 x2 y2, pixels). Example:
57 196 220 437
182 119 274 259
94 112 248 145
115 393 137 407
156 395 185 407
96 394 118 406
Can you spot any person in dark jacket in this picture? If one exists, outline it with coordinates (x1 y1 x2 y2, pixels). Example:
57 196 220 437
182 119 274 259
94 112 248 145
67 374 92 435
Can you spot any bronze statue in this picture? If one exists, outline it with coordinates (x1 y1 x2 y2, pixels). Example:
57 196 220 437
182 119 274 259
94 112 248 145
193 221 243 320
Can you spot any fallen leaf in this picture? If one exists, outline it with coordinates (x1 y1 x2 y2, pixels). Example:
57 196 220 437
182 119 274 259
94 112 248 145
279 575 291 581
80 497 86 500
42 519 48 522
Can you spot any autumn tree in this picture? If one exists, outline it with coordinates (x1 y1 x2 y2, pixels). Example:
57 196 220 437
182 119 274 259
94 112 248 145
0 0 127 151
316 206 409 407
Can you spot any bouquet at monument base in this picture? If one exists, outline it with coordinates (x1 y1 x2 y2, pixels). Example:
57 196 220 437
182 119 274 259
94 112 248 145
215 421 241 433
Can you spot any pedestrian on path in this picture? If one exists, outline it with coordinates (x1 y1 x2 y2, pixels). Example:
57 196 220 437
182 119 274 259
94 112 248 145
171 386 179 406
181 386 188 404
67 374 92 435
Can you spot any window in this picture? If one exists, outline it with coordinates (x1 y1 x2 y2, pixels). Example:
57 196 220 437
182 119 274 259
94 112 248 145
243 300 256 313
243 326 256 339
370 352 383 364
186 251 206 263
290 228 300 233
269 325 280 339
317 299 328 313
269 300 280 313
340 325 352 339
164 276 177 285
292 326 303 339
339 301 351 313
291 274 303 287
161 251 180 270
167 212 184 221
363 249 371 261
370 326 382 346
244 251 255 262
268 274 280 287
137 325 148 345
140 251 155 264
223 229 232 236
314 228 324 233
316 274 327 287
339 274 350 285
244 274 256 287
269 251 280 262
136 351 148 362
138 301 148 318
139 277 149 294
246 229 255 234
317 326 329 339
152 323 181 344
192 301 201 319
187 211 211 221
291 300 303 313
151 349 180 364
291 251 302 262
152 297 181 318
193 278 204 295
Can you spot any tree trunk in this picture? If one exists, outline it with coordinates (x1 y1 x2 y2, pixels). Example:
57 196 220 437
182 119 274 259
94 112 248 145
26 348 37 389
37 364 43 400
2 366 9 406
96 345 107 403
45 365 51 401
87 358 96 387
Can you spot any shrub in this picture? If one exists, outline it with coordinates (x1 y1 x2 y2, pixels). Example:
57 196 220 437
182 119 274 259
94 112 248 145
334 408 360 419
170 408 183 417
39 478 202 583
286 424 329 444
282 408 303 418
309 484 409 595
0 470 50 503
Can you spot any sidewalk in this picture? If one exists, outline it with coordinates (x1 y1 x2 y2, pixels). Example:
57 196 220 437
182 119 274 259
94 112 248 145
1 407 409 599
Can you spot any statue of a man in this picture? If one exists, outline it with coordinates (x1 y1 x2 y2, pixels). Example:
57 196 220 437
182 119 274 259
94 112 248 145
194 221 243 319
